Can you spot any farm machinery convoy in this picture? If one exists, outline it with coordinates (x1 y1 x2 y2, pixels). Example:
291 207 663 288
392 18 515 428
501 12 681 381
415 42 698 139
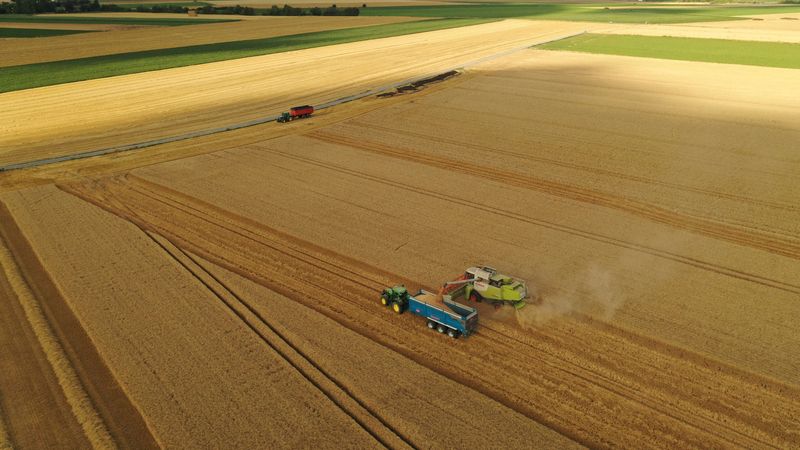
277 105 314 123
380 266 530 339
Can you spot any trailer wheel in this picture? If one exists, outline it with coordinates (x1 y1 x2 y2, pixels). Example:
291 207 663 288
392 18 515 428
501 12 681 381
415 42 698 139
427 321 436 330
392 303 403 314
447 329 459 339
436 324 446 334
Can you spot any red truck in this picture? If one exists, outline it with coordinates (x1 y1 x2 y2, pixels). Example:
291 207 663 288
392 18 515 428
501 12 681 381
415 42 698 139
277 105 314 123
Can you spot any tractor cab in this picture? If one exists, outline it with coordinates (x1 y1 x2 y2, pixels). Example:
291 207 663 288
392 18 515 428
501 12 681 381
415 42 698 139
381 285 409 313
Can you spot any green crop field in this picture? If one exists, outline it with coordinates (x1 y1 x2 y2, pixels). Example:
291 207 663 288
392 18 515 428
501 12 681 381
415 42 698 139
360 4 800 24
0 18 491 93
540 33 800 69
0 27 95 37
0 15 235 26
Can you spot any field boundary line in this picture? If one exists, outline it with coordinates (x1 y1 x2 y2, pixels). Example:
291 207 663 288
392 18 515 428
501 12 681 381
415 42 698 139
0 202 159 450
0 29 587 173
0 206 115 450
145 231 415 450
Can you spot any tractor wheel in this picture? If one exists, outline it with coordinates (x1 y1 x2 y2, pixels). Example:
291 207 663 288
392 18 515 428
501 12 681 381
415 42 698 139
469 292 482 303
447 328 459 339
380 296 388 306
436 324 446 334
427 321 436 330
392 303 403 314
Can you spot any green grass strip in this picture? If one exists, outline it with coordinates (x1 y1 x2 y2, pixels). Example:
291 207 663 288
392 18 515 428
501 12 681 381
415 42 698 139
0 27 95 37
0 18 491 93
360 4 800 24
540 33 800 69
0 14 235 26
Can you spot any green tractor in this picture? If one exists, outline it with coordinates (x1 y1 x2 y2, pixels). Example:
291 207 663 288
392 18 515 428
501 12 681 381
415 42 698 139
380 285 409 314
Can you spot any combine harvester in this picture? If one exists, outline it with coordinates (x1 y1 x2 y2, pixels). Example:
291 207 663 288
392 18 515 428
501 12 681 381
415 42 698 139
380 266 530 338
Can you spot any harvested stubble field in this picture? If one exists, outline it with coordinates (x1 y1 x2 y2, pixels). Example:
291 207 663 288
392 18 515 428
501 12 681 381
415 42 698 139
0 16 416 66
602 13 800 43
0 19 599 167
2 41 800 447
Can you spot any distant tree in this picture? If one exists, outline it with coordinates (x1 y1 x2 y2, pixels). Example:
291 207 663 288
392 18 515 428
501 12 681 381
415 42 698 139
13 0 37 14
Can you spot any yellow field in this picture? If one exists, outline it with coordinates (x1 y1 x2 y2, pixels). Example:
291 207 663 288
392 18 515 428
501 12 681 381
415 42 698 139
1 15 799 449
0 16 416 67
0 19 599 167
604 13 800 43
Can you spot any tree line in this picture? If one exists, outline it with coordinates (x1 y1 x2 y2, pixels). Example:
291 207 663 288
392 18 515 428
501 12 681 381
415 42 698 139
0 0 360 15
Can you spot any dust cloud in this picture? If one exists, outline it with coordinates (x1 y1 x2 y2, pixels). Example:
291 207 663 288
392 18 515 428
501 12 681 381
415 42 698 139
511 231 689 328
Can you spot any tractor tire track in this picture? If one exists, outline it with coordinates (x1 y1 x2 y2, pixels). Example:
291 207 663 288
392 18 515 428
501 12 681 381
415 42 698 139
477 322 799 448
62 174 800 449
62 177 591 446
307 130 800 261
143 231 413 450
260 147 800 296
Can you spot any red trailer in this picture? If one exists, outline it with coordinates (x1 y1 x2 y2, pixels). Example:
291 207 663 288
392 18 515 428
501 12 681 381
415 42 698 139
277 105 314 123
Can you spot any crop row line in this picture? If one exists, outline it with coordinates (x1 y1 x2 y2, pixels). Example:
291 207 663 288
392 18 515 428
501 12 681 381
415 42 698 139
62 176 600 447
267 145 800 296
310 130 800 261
144 230 415 450
349 118 800 214
64 176 417 448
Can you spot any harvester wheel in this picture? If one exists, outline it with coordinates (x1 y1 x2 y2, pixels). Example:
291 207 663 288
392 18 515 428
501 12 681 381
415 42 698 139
436 325 446 334
469 292 482 303
392 303 403 314
427 321 436 330
447 329 459 339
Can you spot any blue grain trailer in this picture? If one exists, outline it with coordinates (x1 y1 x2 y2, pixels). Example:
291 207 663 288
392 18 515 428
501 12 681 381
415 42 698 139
380 285 478 338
